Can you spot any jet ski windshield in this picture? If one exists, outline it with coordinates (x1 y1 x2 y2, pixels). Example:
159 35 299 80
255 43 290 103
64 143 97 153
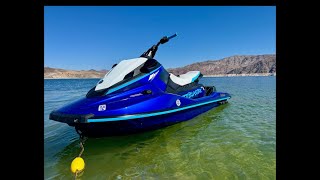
86 58 161 97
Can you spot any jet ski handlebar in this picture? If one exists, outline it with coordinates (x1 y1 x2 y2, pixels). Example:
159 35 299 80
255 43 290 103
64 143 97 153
168 33 178 40
159 33 177 45
140 33 178 59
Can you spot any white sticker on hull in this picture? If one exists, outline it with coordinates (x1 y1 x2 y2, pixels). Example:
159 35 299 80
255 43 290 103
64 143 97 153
176 99 181 107
98 104 106 111
148 70 159 81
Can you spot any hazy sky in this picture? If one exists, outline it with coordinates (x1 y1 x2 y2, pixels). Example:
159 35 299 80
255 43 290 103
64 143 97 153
44 6 275 70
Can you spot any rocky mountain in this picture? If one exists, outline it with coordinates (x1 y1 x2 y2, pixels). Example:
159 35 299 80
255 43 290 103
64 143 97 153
167 54 276 75
44 54 275 78
44 67 107 78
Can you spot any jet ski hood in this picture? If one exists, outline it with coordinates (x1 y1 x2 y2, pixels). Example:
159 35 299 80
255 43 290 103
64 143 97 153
95 57 148 91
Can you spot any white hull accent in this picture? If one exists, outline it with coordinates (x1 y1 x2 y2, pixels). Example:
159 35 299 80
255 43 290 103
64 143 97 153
95 57 148 91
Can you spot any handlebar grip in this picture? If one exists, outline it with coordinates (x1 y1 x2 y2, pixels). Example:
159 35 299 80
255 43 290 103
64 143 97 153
168 33 178 40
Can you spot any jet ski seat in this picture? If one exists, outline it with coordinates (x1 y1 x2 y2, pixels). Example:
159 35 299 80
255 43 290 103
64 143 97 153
169 71 201 86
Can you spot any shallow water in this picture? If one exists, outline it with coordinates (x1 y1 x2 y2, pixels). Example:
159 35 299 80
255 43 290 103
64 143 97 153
44 77 276 179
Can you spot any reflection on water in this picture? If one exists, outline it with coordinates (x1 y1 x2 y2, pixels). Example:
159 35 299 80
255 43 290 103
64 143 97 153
44 77 276 179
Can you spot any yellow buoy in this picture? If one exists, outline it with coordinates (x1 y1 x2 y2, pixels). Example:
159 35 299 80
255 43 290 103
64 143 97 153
70 157 85 173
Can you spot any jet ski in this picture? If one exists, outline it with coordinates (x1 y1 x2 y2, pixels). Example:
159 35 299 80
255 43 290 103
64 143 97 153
49 33 231 137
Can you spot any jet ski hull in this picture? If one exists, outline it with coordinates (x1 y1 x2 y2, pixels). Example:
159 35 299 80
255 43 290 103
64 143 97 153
50 93 230 137
76 99 226 137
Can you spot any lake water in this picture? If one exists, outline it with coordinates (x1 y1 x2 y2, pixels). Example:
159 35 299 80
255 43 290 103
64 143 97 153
44 77 276 179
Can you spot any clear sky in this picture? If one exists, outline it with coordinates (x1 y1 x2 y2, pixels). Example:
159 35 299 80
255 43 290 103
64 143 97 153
44 6 275 70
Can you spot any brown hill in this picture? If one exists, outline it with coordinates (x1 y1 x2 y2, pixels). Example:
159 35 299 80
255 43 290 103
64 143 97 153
167 54 276 75
44 54 275 78
44 67 107 78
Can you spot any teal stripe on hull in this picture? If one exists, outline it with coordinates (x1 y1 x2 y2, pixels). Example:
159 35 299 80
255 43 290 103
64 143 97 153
88 97 230 123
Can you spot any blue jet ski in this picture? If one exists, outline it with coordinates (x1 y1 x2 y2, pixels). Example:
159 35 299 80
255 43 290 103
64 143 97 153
49 34 231 137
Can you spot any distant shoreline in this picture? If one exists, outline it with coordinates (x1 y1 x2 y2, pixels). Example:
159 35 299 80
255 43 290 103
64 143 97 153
44 73 276 79
203 73 276 77
44 77 100 80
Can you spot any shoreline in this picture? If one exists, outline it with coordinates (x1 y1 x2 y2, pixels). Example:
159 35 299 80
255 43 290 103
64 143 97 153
44 77 100 80
203 73 276 77
44 73 276 79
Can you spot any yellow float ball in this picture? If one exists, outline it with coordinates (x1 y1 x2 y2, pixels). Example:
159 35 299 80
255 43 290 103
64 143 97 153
70 157 85 173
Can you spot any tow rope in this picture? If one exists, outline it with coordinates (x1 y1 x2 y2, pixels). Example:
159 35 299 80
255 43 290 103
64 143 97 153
70 135 87 179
